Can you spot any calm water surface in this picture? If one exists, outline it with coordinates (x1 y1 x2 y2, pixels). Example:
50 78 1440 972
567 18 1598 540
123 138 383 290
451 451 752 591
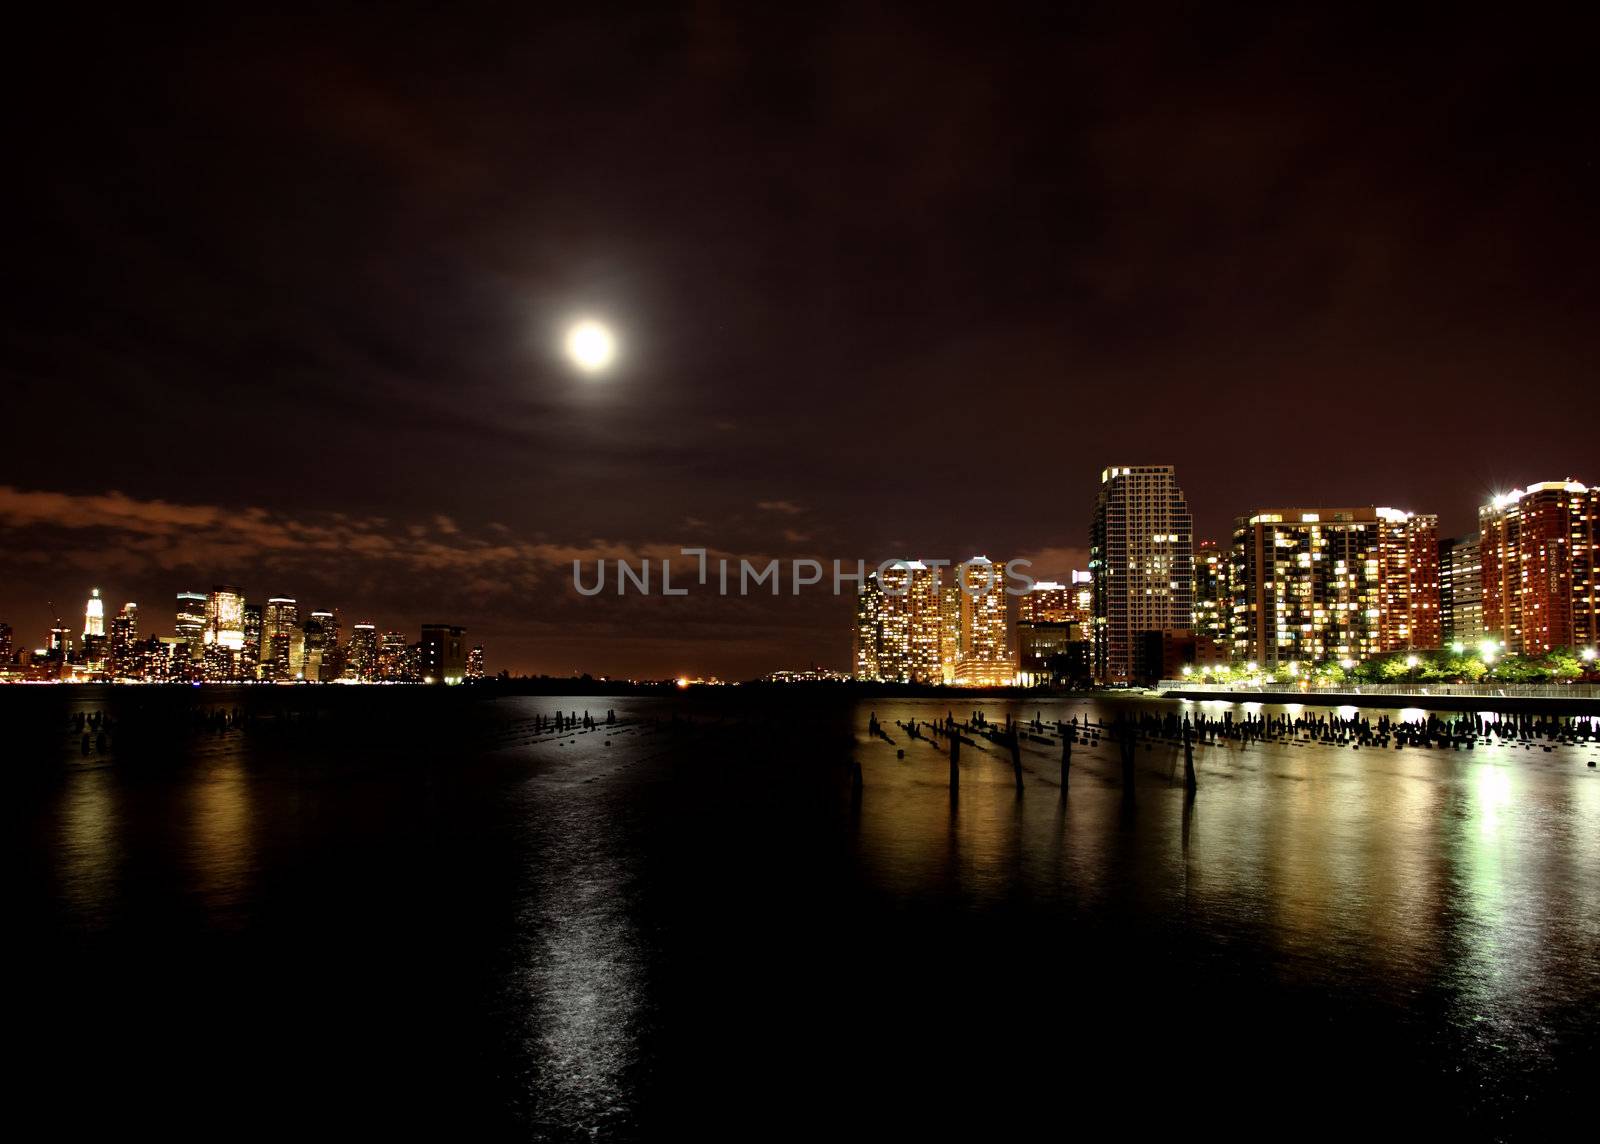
9 688 1600 1139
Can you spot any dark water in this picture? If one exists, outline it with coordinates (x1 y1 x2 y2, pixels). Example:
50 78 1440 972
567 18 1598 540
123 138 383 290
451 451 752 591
9 687 1600 1139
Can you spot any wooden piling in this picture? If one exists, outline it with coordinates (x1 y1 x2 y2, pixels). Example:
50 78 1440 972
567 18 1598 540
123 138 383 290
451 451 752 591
1009 731 1024 793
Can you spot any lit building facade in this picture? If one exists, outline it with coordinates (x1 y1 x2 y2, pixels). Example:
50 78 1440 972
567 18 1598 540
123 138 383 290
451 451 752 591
1193 541 1230 656
204 585 245 651
345 622 378 681
1019 581 1073 623
175 591 206 655
312 610 343 680
243 603 263 673
1230 506 1440 669
83 587 105 639
1479 480 1600 655
1439 536 1484 646
378 630 411 681
853 561 944 683
949 556 1011 686
109 603 139 679
420 624 469 684
467 645 486 681
1090 465 1195 684
260 597 297 679
79 587 108 671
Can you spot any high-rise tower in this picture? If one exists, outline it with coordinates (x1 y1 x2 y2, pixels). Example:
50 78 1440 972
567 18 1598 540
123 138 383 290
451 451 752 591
1090 466 1195 684
1480 480 1599 655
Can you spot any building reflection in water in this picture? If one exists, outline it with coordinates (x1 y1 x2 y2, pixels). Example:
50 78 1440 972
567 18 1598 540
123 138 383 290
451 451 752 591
57 766 122 927
846 699 1600 1023
189 758 255 926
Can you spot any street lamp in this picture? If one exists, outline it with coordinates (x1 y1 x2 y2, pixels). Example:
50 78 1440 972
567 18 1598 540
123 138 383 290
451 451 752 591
1582 648 1597 663
1405 654 1420 669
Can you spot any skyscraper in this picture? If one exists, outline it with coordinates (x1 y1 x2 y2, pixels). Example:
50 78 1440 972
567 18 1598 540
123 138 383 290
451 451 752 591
0 621 13 665
1090 465 1195 684
80 587 108 671
243 603 263 674
346 622 378 681
853 561 944 683
205 585 245 652
312 609 343 680
1230 506 1440 670
175 591 206 655
1480 480 1599 655
260 597 297 679
1439 536 1484 646
420 624 468 684
83 587 105 639
949 556 1012 686
109 602 139 679
1192 541 1230 657
378 630 410 681
467 645 486 681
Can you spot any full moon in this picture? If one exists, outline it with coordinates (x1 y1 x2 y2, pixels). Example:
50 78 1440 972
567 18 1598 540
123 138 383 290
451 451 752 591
564 320 616 374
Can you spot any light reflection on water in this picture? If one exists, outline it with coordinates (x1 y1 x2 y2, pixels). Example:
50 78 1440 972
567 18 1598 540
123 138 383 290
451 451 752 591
21 689 1600 1134
58 766 121 926
849 697 1600 1034
189 759 254 924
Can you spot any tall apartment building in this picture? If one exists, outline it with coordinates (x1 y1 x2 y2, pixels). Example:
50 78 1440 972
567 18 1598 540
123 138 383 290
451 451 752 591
1438 536 1484 645
1230 506 1440 669
1193 541 1230 656
1479 480 1599 655
1016 575 1093 687
1090 465 1194 684
853 558 1013 685
948 557 1011 686
854 561 943 683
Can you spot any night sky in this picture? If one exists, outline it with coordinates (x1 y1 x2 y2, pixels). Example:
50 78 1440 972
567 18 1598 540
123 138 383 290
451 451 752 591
3 4 1595 677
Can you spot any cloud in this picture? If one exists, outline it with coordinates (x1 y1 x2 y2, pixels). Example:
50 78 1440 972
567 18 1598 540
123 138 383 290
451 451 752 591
755 499 805 515
0 484 688 595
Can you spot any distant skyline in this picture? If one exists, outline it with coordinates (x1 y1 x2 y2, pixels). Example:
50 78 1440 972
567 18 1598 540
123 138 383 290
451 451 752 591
2 471 1589 678
4 6 1596 677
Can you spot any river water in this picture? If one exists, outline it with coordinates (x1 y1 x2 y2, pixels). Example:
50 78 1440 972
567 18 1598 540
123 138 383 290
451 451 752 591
9 687 1599 1139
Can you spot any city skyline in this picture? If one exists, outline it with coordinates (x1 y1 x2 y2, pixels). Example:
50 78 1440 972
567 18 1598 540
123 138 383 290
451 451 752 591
4 6 1596 680
8 470 1592 682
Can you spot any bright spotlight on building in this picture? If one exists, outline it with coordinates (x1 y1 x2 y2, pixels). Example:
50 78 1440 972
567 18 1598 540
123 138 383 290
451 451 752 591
1479 639 1498 664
